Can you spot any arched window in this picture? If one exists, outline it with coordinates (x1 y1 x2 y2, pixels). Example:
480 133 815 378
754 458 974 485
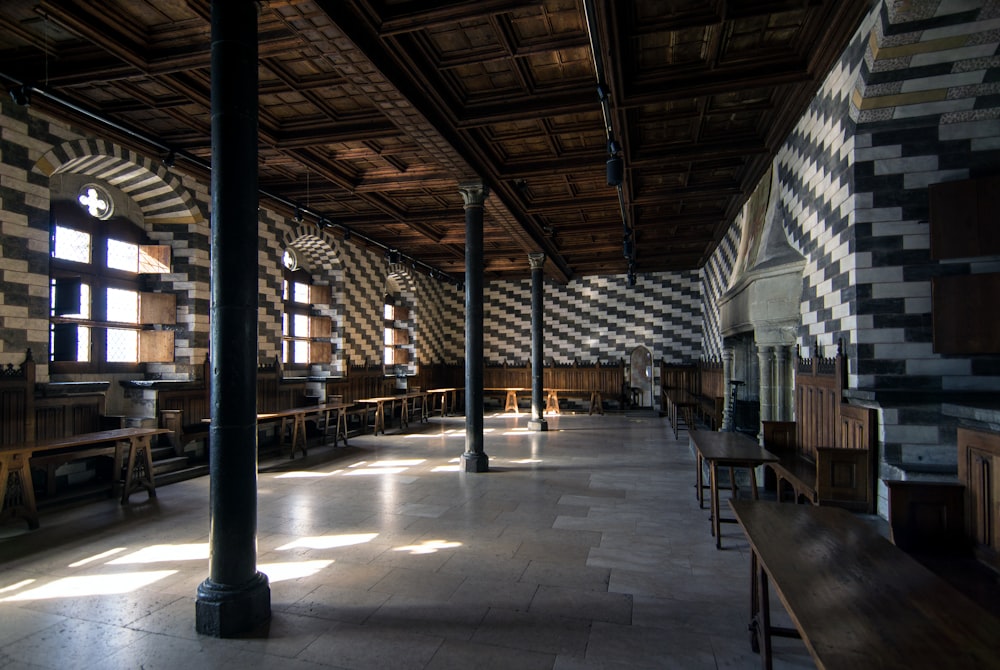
383 279 414 373
49 185 174 373
282 266 332 370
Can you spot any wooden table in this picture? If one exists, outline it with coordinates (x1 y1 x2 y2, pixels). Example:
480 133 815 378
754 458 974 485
357 391 427 435
206 402 350 459
426 387 461 416
544 388 604 415
690 430 778 548
0 427 170 529
484 387 530 413
664 388 699 438
729 500 1000 670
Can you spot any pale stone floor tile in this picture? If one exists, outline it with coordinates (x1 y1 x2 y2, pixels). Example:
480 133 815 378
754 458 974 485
297 621 443 670
447 577 538 612
366 594 488 641
282 584 390 624
424 638 555 670
471 608 592 658
528 585 633 625
519 559 611 592
0 414 847 668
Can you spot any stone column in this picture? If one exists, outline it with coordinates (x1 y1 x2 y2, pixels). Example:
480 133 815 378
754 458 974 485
774 345 789 422
460 182 489 472
196 0 270 638
757 345 775 430
528 252 547 431
722 345 734 431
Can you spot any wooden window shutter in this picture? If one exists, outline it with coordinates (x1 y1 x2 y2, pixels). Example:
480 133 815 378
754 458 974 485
310 315 332 339
310 340 332 364
139 292 177 324
138 245 171 273
139 330 174 362
312 283 331 306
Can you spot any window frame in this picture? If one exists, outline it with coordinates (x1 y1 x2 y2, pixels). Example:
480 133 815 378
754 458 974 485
49 200 152 374
282 267 313 371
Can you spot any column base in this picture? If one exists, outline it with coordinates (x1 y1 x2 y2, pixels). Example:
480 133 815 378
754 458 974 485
528 419 548 431
462 451 489 472
195 572 271 638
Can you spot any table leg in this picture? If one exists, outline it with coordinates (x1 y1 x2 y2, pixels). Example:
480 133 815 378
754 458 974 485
505 390 518 413
292 413 307 458
121 436 156 504
758 559 773 670
336 408 348 446
1 451 39 529
545 390 559 414
710 459 720 546
696 451 704 508
374 402 385 435
750 465 760 500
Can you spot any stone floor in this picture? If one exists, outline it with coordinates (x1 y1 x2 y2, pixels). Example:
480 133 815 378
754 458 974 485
0 412 819 669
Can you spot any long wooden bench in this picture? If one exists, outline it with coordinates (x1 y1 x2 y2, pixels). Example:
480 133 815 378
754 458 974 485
731 500 1000 670
762 344 876 513
483 360 625 414
1 349 133 500
1 427 171 529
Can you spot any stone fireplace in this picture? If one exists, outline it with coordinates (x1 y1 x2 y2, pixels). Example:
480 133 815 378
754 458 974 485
717 167 804 439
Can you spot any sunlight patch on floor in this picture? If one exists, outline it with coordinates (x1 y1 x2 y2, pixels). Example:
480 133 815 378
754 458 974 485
0 571 177 602
276 533 378 551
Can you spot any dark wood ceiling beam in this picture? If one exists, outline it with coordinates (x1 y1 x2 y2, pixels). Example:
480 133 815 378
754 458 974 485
454 90 600 128
271 119 402 149
374 0 544 36
620 61 812 108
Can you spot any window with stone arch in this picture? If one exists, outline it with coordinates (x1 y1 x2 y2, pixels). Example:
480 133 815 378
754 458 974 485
49 182 174 373
382 274 416 376
282 264 333 371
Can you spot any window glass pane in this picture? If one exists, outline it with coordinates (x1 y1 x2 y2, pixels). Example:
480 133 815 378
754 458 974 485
53 226 91 263
282 313 289 336
78 326 91 362
384 347 394 366
294 314 309 337
107 238 139 272
51 280 91 318
384 304 393 320
293 339 309 363
282 280 289 302
282 339 289 364
106 328 138 362
293 282 310 304
384 328 394 345
107 287 139 323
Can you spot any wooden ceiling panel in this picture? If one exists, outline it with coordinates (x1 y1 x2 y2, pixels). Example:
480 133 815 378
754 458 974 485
0 0 871 280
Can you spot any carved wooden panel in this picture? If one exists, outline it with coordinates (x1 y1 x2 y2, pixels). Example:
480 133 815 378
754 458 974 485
958 427 1000 571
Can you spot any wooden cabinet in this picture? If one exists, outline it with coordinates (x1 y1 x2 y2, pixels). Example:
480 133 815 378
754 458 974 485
958 427 1000 571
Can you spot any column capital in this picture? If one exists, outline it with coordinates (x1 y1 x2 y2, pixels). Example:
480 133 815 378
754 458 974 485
528 252 545 270
458 182 489 208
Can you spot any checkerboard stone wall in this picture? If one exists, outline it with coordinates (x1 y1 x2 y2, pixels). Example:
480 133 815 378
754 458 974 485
482 272 703 365
850 2 1000 476
700 1 1000 516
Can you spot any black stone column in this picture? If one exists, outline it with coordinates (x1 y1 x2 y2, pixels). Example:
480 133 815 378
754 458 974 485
528 252 547 431
195 0 271 638
460 182 488 472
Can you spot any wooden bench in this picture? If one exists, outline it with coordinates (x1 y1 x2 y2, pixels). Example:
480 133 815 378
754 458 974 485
544 388 603 415
761 345 876 513
731 500 1000 670
1 427 171 529
659 361 722 431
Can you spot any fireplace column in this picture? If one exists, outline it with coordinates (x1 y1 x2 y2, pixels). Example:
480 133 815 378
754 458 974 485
774 345 790 421
757 345 775 435
722 345 735 431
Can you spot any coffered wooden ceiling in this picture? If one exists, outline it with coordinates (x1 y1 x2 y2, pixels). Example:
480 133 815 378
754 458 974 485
0 0 871 283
